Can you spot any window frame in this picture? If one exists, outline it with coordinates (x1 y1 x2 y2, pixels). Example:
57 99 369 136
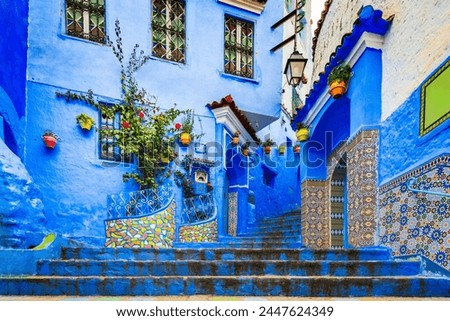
224 14 255 79
98 110 133 164
151 0 186 64
65 0 106 44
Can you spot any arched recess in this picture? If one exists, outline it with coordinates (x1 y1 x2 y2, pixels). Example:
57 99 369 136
0 87 21 156
306 96 350 180
330 155 348 248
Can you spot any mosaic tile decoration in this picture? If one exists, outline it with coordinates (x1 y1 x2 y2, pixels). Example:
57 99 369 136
228 192 238 236
301 180 330 248
379 154 450 270
179 220 218 243
347 130 378 247
104 201 175 248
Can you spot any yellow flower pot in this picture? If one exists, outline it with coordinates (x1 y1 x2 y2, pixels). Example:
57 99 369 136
296 128 309 142
180 132 191 146
79 119 94 131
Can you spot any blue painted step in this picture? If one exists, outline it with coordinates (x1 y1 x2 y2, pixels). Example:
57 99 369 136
37 259 422 277
1 275 448 297
61 247 393 261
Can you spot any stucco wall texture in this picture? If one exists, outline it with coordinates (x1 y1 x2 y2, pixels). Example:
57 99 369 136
312 0 450 120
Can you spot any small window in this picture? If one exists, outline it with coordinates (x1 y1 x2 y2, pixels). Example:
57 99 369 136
224 15 254 78
151 0 186 63
66 0 106 43
99 112 132 163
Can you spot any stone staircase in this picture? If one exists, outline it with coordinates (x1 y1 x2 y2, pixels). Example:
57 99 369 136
0 211 449 297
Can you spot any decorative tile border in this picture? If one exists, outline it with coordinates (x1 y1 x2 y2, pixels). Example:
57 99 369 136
179 220 218 243
301 180 330 248
347 130 378 247
104 201 175 249
228 192 238 236
379 154 450 270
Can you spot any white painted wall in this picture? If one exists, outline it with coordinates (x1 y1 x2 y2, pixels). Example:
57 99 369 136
311 0 450 120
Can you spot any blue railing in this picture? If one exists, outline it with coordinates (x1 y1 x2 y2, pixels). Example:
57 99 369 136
107 182 174 219
407 177 450 198
181 192 216 225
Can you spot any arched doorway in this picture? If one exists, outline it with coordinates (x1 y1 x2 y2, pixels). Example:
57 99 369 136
330 156 348 248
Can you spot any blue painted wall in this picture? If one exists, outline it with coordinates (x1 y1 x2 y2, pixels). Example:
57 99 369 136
379 58 450 183
21 0 284 244
0 0 28 119
249 148 301 222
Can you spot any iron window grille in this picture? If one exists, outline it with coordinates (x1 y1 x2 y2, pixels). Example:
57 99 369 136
152 0 186 63
99 112 133 163
224 15 254 78
66 0 106 43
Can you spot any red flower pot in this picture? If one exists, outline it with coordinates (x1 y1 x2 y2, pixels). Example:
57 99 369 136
42 135 57 149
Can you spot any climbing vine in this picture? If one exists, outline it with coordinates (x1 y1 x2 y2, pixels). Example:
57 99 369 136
57 20 187 189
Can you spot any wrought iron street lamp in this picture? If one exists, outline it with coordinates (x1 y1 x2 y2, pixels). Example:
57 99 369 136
284 50 307 87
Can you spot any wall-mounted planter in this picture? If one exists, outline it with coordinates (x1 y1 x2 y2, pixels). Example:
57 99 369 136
76 113 95 131
327 63 351 99
296 128 309 142
294 145 301 153
329 81 348 98
42 131 59 149
264 146 271 154
279 145 286 155
180 132 192 146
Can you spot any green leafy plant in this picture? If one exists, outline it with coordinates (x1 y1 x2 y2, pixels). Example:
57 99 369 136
296 122 308 130
262 138 275 147
42 130 58 139
174 155 195 198
327 63 352 85
57 20 186 189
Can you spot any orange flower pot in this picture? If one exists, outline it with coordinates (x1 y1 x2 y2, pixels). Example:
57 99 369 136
294 145 301 153
180 132 191 146
264 146 271 154
329 81 348 98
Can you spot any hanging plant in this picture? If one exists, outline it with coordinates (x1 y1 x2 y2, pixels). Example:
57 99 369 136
76 113 95 131
328 63 352 98
295 122 309 142
262 138 275 154
42 130 59 149
232 131 240 145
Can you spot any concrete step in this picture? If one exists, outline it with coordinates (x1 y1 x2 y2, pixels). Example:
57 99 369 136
37 259 422 277
1 275 448 296
61 247 393 262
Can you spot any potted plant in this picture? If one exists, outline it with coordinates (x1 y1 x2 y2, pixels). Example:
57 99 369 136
42 130 59 149
232 131 240 145
278 144 286 155
76 113 95 131
178 112 194 146
262 138 275 154
327 63 351 98
296 122 309 142
293 143 301 153
241 142 250 156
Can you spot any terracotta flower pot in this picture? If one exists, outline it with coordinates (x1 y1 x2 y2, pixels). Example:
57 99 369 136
42 135 57 149
294 145 301 153
180 132 191 146
232 136 239 145
329 80 348 98
264 146 271 154
296 128 309 142
242 149 249 156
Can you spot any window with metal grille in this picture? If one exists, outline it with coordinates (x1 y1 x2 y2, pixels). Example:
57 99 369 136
99 112 133 163
151 0 186 63
66 0 106 43
224 15 254 78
